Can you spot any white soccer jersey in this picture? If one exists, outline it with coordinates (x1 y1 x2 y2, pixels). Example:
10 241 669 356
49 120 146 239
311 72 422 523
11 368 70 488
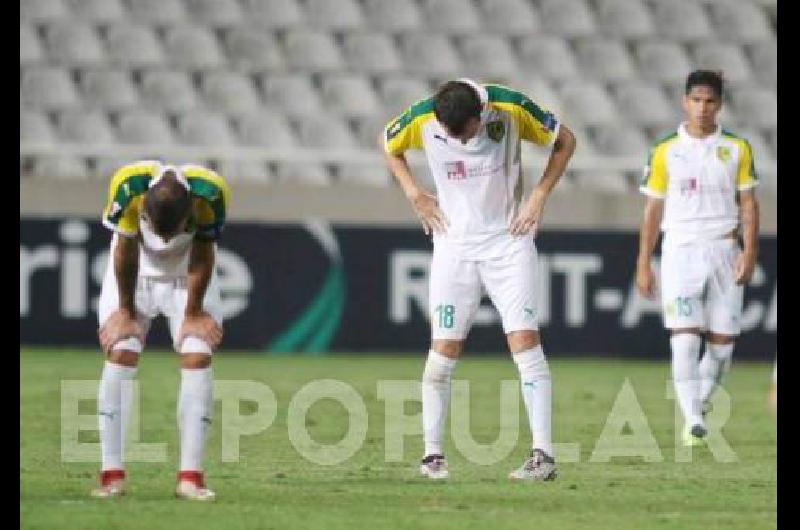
384 80 560 258
640 123 758 244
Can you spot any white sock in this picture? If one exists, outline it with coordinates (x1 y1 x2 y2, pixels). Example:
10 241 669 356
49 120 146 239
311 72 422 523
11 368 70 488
513 345 553 457
671 334 704 427
98 361 137 471
178 366 213 472
422 350 457 457
699 342 734 404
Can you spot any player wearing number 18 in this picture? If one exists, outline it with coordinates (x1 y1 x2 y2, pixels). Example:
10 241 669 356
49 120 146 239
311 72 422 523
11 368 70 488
380 79 576 481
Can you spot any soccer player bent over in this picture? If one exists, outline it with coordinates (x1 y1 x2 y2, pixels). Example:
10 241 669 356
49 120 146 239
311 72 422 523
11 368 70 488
381 79 576 480
636 70 760 446
91 161 230 501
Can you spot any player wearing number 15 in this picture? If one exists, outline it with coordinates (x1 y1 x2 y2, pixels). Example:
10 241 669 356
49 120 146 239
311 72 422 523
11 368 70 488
380 79 576 481
636 71 760 447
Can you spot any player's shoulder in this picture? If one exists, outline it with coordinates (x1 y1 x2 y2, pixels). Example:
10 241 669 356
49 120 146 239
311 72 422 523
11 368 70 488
180 164 230 203
107 159 160 195
387 96 436 135
649 130 680 155
720 128 753 151
484 84 552 122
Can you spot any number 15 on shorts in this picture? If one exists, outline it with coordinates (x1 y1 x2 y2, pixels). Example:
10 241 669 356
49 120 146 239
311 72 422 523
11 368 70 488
434 304 455 329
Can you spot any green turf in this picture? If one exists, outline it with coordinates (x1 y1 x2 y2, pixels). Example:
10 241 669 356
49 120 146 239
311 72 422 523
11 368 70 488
20 348 776 530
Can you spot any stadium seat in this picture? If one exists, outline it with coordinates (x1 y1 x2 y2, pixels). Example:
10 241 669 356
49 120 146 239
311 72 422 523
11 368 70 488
612 81 675 128
94 157 135 180
378 76 433 114
653 0 713 42
352 114 394 149
56 110 115 143
731 87 777 129
200 71 261 114
32 155 88 180
693 43 752 84
337 162 392 186
295 114 357 148
275 161 331 185
458 35 519 79
260 74 323 116
511 76 564 118
116 110 175 144
341 32 403 73
538 0 596 37
304 0 364 30
43 22 105 65
20 66 80 110
164 26 224 69
362 0 423 31
177 111 235 145
20 25 43 65
574 171 632 193
767 128 777 157
748 42 777 84
282 30 344 71
401 34 462 75
420 0 481 32
104 24 164 67
127 0 187 24
223 28 284 71
320 74 382 118
239 0 304 28
591 124 649 156
20 110 55 144
185 0 243 27
575 38 636 82
79 69 139 110
517 36 580 81
218 160 273 183
707 0 773 44
140 70 199 112
635 41 693 83
557 82 619 126
234 111 297 147
66 0 125 23
21 0 67 22
595 0 654 38
476 0 540 36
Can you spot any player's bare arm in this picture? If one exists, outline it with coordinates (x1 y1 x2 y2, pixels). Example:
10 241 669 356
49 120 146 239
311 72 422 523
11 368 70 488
636 197 664 300
98 233 143 354
510 125 576 236
380 134 448 236
736 189 759 285
178 238 223 349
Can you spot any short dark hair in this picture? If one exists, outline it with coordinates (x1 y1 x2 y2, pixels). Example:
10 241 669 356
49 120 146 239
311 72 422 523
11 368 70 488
433 81 482 136
685 70 724 99
144 170 192 236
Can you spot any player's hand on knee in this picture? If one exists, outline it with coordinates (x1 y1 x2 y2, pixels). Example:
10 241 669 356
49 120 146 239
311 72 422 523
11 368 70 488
411 190 448 235
179 312 223 350
734 252 756 285
510 192 545 236
98 309 144 354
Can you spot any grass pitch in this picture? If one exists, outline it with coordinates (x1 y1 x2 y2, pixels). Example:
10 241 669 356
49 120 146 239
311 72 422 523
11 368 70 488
20 348 776 530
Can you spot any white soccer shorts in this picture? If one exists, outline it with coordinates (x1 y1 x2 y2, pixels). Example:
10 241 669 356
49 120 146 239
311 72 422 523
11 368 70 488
97 258 224 355
660 236 744 335
428 242 539 340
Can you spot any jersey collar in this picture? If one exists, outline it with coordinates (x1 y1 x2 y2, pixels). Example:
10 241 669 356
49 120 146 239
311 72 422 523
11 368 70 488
678 122 722 146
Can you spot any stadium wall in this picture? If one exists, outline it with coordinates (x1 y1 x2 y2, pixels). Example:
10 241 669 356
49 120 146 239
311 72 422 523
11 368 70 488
20 217 776 359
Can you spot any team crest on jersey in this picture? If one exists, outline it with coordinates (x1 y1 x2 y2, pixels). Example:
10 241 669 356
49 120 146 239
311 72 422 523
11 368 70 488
717 146 731 162
487 120 505 142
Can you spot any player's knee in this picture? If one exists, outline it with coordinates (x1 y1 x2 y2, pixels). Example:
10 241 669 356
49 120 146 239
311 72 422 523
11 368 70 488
181 353 212 369
507 330 540 353
107 350 139 367
423 349 457 384
430 340 463 358
513 346 550 380
705 332 736 346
